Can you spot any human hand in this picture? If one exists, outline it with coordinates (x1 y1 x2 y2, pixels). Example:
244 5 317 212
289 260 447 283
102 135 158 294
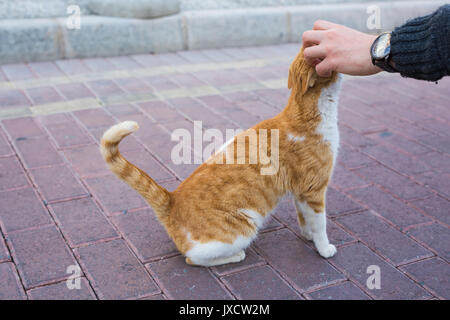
302 20 382 77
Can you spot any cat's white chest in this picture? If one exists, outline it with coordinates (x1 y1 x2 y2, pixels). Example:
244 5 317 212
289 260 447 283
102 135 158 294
316 75 342 164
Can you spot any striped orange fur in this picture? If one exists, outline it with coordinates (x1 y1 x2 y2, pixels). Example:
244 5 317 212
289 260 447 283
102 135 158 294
100 47 342 267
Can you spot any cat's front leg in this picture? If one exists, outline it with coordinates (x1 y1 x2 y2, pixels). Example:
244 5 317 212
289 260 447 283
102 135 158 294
294 197 336 258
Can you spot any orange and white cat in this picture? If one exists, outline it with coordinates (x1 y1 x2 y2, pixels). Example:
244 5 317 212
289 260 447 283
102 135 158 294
100 47 342 267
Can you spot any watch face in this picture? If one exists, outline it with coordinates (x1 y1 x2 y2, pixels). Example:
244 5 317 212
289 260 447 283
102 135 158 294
372 33 391 59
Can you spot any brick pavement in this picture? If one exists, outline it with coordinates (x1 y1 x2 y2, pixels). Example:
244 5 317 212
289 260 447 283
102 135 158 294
0 44 449 300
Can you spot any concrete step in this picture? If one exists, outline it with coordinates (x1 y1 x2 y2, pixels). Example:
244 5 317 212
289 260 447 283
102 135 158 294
0 0 446 65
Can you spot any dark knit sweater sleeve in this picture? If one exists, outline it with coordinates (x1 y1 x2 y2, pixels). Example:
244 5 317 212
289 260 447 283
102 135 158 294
390 4 450 81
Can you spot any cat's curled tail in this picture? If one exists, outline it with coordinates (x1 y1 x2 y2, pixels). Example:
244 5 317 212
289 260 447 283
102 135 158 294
100 121 172 221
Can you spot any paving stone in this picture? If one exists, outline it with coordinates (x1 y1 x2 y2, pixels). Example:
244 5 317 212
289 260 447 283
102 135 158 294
0 263 27 299
326 187 364 217
49 197 118 247
400 258 449 299
45 120 92 148
28 61 65 78
1 63 36 81
36 112 71 125
139 293 166 300
407 223 450 261
26 86 64 105
336 144 376 169
0 156 29 191
62 144 110 177
346 186 430 229
415 134 450 154
339 125 378 149
352 164 431 201
73 108 116 129
15 135 63 168
221 265 301 300
414 171 450 199
362 144 430 176
170 72 208 88
366 131 432 156
336 211 432 266
106 56 141 70
0 187 51 232
418 151 450 174
0 130 13 156
114 77 152 93
330 165 370 190
145 75 180 91
111 208 177 262
3 117 44 139
57 83 95 100
86 79 124 97
254 228 345 292
211 248 266 276
307 281 370 300
30 165 88 202
8 225 78 289
0 232 10 262
146 255 232 300
55 59 90 75
410 195 450 225
139 100 184 124
84 174 147 214
28 278 96 300
76 239 159 299
331 243 430 300
0 89 31 108
82 57 116 72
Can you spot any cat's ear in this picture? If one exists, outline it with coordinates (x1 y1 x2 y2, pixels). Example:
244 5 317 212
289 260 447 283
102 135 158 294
288 48 317 94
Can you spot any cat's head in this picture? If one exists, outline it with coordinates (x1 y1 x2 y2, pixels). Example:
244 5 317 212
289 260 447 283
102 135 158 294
288 47 339 95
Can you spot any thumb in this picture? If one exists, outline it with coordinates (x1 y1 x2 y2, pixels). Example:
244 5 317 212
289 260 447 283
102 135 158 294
315 58 334 77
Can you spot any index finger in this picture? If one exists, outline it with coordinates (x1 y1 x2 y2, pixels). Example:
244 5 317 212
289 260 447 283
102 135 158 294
313 19 341 30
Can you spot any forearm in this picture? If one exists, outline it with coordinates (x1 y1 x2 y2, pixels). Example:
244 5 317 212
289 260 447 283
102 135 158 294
390 4 450 81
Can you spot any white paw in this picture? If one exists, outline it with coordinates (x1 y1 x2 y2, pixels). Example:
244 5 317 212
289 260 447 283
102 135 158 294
236 250 246 261
300 228 313 241
318 244 337 258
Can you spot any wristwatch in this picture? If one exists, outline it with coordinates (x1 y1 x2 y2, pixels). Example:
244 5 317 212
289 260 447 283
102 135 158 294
370 32 397 73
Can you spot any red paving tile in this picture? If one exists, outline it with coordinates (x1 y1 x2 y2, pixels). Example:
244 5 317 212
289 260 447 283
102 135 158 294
49 197 118 247
0 263 27 299
146 255 232 300
254 229 345 292
336 211 432 265
0 89 31 107
0 232 10 263
44 119 92 148
14 135 63 168
399 258 449 299
27 277 96 300
410 195 450 225
221 265 302 300
0 187 52 233
0 45 449 300
30 164 88 203
306 281 370 300
346 185 430 229
26 86 64 105
330 243 431 300
84 174 148 215
8 225 78 289
75 239 159 299
0 156 29 191
406 223 450 261
111 208 178 262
